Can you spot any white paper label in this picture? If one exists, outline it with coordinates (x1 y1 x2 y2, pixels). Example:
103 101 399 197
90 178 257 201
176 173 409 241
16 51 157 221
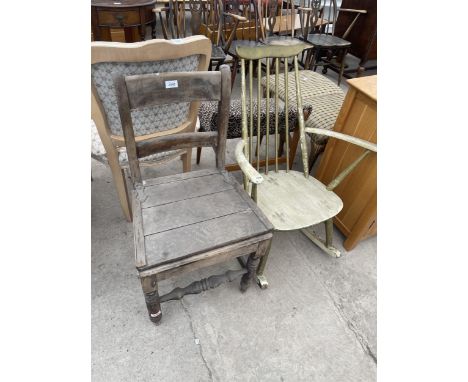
165 80 178 89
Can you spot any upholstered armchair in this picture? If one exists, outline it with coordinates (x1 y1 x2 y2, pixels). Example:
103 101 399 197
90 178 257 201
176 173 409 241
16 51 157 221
91 36 211 221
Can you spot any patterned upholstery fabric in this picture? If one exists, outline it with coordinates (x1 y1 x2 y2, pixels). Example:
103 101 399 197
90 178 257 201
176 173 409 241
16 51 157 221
91 119 182 167
261 70 344 143
91 55 199 137
198 98 301 139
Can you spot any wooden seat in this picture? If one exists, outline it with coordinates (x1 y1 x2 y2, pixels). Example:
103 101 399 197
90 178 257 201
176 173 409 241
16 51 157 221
114 65 273 324
136 169 272 269
256 170 342 231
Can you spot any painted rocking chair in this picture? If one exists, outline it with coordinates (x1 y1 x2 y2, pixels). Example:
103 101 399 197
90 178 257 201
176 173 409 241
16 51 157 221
234 43 377 287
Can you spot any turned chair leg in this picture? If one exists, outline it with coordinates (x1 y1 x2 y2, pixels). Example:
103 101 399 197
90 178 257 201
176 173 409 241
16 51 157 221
253 239 272 289
240 253 261 292
140 274 162 324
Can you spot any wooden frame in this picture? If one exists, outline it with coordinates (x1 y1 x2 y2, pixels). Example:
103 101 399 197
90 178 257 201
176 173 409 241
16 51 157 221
91 36 211 221
114 66 274 324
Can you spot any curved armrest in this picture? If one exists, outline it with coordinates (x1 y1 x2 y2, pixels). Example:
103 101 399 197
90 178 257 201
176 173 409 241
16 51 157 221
339 8 367 14
298 7 313 12
225 13 248 23
305 127 377 152
235 140 264 185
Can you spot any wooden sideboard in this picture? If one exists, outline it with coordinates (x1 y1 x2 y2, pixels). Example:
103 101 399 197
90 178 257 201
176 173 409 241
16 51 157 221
315 75 377 251
91 0 156 43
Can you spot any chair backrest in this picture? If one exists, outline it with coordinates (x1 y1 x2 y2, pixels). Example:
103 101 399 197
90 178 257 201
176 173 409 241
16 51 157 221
91 36 211 153
259 0 297 39
114 65 231 184
223 0 263 45
298 0 338 37
236 43 310 177
191 0 224 46
156 0 195 40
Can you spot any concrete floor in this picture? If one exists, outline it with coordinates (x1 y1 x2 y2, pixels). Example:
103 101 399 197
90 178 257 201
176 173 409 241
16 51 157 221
92 70 377 381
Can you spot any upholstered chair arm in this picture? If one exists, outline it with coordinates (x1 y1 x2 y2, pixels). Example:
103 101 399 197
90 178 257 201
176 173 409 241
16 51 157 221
235 140 264 185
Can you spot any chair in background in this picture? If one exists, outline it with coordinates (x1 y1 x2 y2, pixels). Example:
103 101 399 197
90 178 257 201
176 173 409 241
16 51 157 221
297 0 366 85
154 0 227 70
91 36 211 221
234 43 377 288
196 0 313 170
114 65 273 324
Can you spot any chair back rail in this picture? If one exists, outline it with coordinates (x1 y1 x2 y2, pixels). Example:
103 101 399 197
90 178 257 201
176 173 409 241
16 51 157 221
237 43 310 190
114 66 231 184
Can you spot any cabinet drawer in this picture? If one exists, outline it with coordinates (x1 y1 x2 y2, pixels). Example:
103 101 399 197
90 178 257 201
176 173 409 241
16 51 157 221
97 9 140 27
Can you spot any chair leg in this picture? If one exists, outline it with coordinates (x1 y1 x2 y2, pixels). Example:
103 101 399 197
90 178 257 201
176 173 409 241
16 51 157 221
181 149 192 172
337 48 348 86
231 56 239 90
308 140 326 173
240 239 271 291
289 127 301 170
301 220 341 258
109 159 132 222
140 274 162 324
196 147 202 165
278 130 286 157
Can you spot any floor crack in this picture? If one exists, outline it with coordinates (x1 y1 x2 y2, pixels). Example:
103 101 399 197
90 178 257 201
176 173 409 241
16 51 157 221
289 235 377 364
316 276 377 364
180 299 215 381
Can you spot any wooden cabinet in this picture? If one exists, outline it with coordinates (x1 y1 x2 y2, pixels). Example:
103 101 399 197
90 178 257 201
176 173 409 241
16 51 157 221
315 75 377 251
91 0 156 43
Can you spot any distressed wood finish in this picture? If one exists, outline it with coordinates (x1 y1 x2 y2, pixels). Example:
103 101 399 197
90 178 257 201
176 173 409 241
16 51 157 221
91 36 212 221
256 170 343 230
234 44 376 260
124 71 222 108
315 75 377 251
114 64 273 324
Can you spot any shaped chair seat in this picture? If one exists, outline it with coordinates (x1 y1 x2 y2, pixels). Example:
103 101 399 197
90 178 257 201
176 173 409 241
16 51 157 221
256 170 342 231
305 34 351 48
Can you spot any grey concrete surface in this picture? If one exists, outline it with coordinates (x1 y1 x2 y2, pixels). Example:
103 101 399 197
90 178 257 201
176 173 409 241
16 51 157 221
92 120 377 381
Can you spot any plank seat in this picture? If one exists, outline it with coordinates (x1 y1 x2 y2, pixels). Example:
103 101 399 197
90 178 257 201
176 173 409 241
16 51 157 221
135 169 272 270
